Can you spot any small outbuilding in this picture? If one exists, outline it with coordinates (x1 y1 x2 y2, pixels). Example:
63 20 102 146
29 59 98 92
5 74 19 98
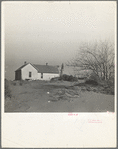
15 62 59 80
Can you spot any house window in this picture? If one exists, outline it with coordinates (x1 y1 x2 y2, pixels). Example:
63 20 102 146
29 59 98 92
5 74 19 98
41 73 43 78
29 72 32 77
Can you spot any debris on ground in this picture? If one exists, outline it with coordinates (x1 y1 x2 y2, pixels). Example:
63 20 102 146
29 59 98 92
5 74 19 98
49 88 80 102
47 83 108 103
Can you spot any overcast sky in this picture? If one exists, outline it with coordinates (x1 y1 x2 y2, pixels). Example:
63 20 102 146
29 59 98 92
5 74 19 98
3 1 116 80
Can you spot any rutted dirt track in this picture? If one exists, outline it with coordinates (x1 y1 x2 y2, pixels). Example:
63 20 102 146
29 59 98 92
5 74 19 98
5 80 114 112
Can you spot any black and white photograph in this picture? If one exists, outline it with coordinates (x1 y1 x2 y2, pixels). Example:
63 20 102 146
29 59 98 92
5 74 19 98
2 1 116 147
4 1 116 113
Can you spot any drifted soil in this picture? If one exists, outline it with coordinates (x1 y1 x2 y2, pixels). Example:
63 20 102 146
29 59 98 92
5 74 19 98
5 80 114 112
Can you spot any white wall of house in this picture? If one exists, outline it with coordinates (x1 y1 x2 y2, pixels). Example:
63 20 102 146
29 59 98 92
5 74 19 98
20 63 59 80
38 73 41 80
22 64 38 80
38 73 59 80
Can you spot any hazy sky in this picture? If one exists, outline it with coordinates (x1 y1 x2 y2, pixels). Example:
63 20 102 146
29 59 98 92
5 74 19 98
3 1 116 80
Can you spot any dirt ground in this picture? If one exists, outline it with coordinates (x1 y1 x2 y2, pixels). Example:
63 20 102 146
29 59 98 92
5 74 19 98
5 80 114 112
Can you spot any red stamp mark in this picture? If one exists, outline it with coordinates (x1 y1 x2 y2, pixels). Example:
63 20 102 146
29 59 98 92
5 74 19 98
68 113 78 116
107 111 114 114
107 111 115 120
88 119 102 123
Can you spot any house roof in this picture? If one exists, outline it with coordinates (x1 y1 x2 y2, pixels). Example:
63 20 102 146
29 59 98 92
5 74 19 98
15 63 59 74
33 64 59 73
15 63 28 71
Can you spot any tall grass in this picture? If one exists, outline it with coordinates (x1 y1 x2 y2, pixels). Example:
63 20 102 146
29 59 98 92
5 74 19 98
5 79 12 98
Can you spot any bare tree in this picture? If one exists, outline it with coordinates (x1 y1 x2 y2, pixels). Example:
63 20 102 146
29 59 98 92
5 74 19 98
67 41 115 80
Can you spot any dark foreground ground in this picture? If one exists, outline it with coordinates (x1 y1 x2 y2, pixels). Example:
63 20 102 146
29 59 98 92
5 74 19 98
5 80 114 112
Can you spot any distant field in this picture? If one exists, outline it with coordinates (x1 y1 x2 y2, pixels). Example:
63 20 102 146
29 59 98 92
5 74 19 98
5 80 114 112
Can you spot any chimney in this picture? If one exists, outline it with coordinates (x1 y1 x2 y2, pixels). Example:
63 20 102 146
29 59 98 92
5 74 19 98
24 61 27 65
46 63 48 66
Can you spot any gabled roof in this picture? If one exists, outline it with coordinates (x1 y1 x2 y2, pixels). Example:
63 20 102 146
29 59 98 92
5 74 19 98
15 63 28 71
33 64 59 73
15 63 59 74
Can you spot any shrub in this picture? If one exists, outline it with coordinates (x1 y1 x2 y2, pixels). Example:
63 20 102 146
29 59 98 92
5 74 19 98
85 72 99 85
25 79 31 81
50 77 60 82
12 82 16 86
19 80 26 86
102 79 114 95
59 74 69 81
19 82 23 86
5 79 12 98
59 74 78 82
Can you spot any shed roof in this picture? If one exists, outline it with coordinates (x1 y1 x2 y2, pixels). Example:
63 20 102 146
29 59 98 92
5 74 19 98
15 63 59 74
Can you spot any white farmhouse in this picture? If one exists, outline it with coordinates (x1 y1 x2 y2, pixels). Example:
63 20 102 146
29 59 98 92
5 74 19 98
15 62 59 81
